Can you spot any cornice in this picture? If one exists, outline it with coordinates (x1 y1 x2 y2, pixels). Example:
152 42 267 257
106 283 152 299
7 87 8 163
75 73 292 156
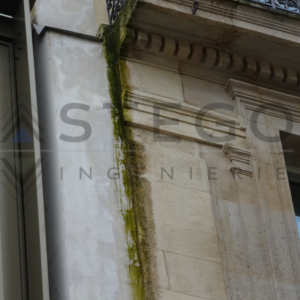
123 90 246 147
125 90 242 127
226 79 300 110
124 29 300 92
226 79 300 123
225 79 300 102
124 81 300 153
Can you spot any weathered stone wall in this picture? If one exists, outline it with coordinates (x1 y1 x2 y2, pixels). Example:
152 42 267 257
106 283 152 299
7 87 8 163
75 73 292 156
122 58 300 300
122 60 229 300
127 127 227 300
120 0 300 298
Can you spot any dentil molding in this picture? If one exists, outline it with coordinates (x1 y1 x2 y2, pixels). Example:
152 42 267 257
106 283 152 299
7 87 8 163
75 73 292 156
124 29 300 91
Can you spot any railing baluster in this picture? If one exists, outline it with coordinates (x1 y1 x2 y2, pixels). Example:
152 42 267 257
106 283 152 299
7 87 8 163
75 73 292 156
106 0 126 25
271 0 276 9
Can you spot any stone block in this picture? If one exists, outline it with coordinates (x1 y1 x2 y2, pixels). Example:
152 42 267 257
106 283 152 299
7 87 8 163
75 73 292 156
272 66 284 84
190 44 204 62
125 61 184 101
257 61 271 80
135 31 148 49
151 249 169 290
285 68 298 86
158 289 206 300
162 37 176 56
165 252 227 300
226 271 274 300
149 181 221 262
131 127 196 156
143 144 210 193
216 52 231 71
268 209 295 281
176 40 191 60
149 34 163 52
203 48 217 67
244 57 257 76
181 75 235 116
279 279 300 300
231 54 244 73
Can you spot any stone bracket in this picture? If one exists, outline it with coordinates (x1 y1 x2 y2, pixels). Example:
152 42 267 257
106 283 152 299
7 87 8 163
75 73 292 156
223 143 253 177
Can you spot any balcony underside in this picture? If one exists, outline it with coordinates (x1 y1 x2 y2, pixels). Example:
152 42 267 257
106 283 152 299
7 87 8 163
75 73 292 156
129 0 300 69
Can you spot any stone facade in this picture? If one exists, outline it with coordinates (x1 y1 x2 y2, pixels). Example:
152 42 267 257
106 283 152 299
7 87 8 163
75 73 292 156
120 1 300 299
1 0 300 299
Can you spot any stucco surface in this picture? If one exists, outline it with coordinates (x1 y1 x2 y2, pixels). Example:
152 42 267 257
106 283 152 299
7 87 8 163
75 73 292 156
33 0 107 35
35 31 132 300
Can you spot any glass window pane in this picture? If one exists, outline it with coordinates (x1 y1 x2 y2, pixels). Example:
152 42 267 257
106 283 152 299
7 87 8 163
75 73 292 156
296 216 300 239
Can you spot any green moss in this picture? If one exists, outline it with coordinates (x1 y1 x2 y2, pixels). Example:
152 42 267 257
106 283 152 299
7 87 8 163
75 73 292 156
125 138 156 300
99 1 151 299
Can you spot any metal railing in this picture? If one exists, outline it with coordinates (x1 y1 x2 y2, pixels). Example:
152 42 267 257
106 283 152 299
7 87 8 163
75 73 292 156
191 0 300 15
247 0 300 14
106 0 126 25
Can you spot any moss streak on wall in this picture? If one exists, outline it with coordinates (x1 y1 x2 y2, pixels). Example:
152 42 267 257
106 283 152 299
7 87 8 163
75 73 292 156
99 1 153 299
125 134 156 300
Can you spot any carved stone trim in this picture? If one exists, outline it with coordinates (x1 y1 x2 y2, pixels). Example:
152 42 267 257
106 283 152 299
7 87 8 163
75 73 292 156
226 79 300 123
223 143 253 177
223 76 300 298
123 91 246 147
230 168 253 177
